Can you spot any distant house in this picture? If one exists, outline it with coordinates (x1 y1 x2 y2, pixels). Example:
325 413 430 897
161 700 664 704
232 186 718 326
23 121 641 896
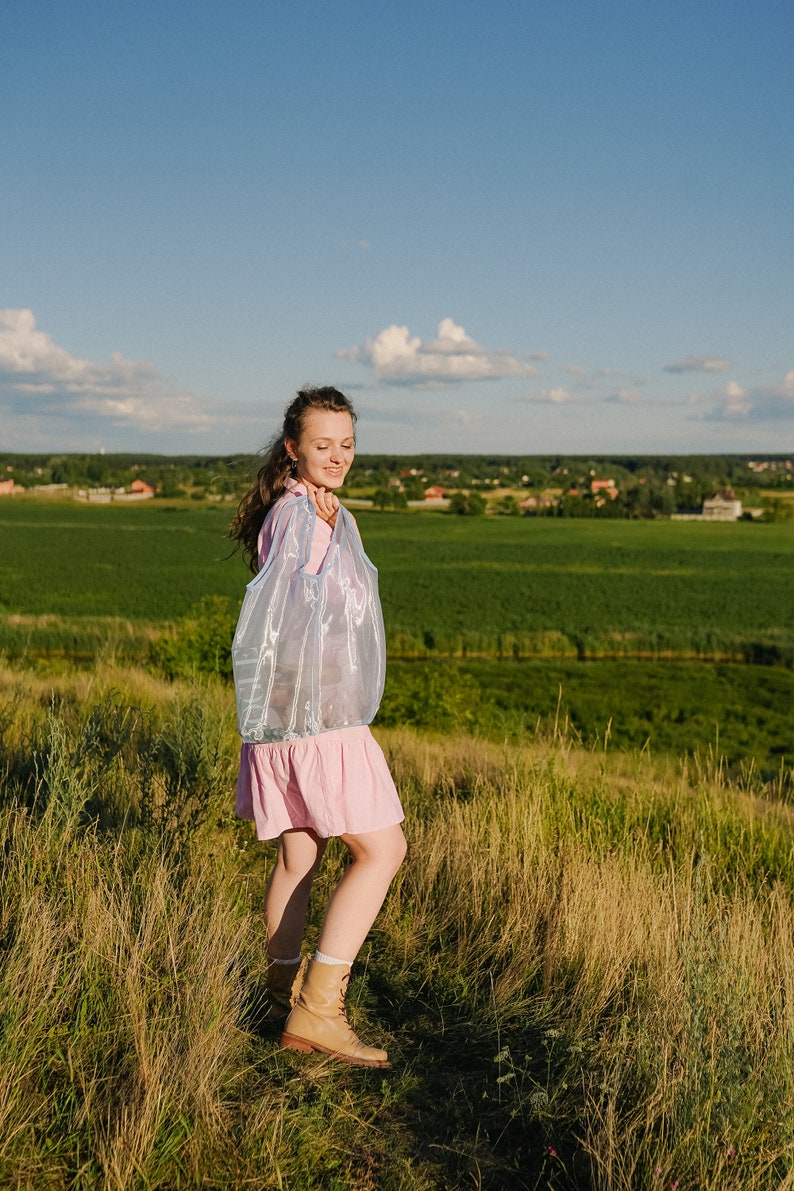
0 479 15 495
519 493 557 512
591 478 619 501
423 485 447 501
130 479 157 497
702 490 742 521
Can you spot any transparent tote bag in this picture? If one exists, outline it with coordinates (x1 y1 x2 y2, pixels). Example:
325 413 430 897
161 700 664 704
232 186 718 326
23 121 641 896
232 498 386 743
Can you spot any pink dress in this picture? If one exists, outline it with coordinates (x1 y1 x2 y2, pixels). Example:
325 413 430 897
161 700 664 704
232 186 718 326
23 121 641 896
236 482 404 841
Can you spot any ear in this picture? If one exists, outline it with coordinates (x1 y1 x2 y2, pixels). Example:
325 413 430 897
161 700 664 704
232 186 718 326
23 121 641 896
284 439 297 461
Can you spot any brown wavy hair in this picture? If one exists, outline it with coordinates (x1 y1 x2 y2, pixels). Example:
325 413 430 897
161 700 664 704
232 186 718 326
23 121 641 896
229 386 357 572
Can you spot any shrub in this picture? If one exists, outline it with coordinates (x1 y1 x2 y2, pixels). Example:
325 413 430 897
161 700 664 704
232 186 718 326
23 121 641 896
150 595 237 680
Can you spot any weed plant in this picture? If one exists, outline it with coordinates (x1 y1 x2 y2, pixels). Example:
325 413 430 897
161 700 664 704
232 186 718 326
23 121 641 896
1 663 793 1188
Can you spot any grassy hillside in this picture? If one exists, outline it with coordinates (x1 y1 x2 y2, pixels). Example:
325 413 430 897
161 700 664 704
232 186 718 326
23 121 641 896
1 663 793 1189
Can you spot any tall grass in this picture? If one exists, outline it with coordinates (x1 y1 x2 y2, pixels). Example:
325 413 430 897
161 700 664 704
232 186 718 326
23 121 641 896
1 663 792 1188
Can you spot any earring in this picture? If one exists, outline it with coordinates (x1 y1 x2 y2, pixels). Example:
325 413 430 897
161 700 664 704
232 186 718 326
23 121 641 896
289 456 297 471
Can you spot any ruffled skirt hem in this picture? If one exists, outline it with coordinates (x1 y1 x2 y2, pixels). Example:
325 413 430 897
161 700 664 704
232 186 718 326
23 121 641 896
236 724 404 841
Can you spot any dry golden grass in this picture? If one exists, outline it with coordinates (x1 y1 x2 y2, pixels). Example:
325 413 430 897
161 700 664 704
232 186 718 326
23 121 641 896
0 667 792 1188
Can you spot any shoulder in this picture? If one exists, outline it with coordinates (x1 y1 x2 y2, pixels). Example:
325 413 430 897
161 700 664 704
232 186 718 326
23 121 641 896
257 490 311 564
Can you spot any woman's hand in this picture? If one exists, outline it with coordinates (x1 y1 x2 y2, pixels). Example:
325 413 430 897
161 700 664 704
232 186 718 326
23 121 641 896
304 481 340 528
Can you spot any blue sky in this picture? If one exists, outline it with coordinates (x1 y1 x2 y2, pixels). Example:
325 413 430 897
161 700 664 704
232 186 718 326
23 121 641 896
2 0 793 456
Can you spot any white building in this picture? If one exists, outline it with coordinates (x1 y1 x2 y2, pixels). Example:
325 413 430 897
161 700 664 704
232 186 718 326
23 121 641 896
701 491 742 521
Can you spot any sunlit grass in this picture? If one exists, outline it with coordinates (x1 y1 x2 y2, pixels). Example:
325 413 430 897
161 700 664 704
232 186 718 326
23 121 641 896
1 666 792 1188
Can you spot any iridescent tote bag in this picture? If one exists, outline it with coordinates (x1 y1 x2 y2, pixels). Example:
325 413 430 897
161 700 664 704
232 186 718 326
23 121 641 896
232 499 386 743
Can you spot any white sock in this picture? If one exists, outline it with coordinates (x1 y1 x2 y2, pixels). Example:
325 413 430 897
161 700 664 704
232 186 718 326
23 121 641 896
314 949 351 966
268 953 301 965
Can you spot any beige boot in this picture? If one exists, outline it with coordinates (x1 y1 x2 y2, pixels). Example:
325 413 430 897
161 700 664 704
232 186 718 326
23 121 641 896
281 960 389 1069
263 958 302 1024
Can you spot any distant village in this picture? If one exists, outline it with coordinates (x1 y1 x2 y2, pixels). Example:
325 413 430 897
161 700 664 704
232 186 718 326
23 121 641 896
0 453 792 521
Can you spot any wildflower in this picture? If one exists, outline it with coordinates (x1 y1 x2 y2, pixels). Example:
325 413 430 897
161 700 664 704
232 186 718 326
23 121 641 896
548 1146 558 1157
529 1090 549 1108
727 1147 736 1159
654 1169 663 1178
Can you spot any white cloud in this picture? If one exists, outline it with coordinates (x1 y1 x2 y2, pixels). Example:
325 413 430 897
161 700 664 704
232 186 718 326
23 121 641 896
337 318 540 386
723 380 749 415
664 355 730 374
0 308 157 395
701 372 794 422
521 387 573 404
0 308 217 436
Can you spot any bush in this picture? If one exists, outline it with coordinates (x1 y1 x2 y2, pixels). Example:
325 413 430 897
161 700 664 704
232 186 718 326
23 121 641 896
448 491 486 516
150 595 237 680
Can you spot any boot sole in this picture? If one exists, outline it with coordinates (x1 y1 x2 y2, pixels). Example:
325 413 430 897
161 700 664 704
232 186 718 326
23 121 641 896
280 1031 390 1069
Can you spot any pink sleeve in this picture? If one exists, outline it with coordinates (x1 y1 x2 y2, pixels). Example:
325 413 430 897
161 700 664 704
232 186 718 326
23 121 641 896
305 516 333 575
256 493 333 574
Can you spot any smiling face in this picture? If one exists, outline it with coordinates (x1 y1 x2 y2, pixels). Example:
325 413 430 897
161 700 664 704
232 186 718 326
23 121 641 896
286 408 356 490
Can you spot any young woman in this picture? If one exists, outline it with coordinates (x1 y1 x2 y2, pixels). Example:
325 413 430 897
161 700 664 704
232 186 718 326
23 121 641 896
230 386 406 1069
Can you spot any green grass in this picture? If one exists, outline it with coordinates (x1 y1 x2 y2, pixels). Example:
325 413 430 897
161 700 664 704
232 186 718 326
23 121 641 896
1 503 792 662
1 499 791 773
1 665 793 1189
365 514 794 660
378 659 794 776
0 500 240 622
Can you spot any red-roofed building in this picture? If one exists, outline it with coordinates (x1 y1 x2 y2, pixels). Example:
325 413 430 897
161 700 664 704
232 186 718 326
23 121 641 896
130 479 157 497
591 478 619 500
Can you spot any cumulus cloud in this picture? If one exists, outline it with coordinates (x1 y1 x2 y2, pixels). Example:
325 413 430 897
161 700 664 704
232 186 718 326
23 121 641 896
664 355 730 374
521 387 573 404
0 308 158 395
337 318 539 386
0 308 216 435
703 372 794 422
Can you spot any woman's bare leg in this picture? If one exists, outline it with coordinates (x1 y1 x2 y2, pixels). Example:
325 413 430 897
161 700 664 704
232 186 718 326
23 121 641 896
316 824 407 962
265 828 327 959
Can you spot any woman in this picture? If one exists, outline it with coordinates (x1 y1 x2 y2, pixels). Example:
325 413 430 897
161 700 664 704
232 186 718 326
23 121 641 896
230 386 405 1068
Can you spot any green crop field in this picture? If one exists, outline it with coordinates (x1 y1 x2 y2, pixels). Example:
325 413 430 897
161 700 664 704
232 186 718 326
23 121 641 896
366 514 794 661
2 501 792 655
1 498 792 770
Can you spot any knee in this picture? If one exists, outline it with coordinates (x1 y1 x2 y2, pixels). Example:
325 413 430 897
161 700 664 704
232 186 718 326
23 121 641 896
375 826 408 879
343 824 407 878
392 827 408 872
278 856 316 886
276 834 326 882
